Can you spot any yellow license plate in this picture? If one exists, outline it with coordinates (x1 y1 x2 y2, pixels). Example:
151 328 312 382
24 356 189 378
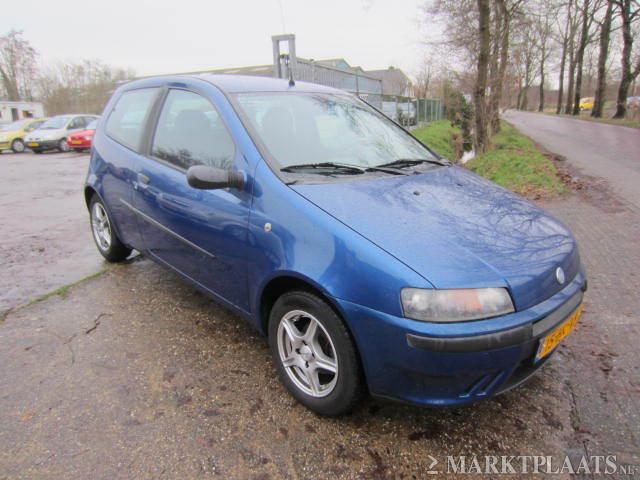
70 140 82 144
27 142 39 147
536 304 583 361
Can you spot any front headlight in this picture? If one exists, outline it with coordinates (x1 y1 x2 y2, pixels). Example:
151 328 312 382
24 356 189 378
401 287 514 322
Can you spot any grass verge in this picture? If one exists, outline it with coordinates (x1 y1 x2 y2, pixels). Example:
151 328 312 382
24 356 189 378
466 122 566 198
413 120 565 199
412 120 461 160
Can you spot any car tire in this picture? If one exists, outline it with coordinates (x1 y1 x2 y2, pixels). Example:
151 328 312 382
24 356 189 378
58 138 70 152
89 196 132 262
11 139 25 153
268 290 364 416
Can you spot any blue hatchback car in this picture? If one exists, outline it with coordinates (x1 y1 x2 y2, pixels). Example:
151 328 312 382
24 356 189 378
85 74 587 415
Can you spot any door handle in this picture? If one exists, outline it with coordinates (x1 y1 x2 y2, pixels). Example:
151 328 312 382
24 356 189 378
137 173 150 185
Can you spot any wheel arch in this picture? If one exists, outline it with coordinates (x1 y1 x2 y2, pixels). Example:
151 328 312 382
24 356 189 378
258 273 368 392
258 273 346 337
83 185 127 245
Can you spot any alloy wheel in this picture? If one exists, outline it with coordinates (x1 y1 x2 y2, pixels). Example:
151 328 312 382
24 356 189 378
277 309 339 397
91 202 112 252
59 139 70 152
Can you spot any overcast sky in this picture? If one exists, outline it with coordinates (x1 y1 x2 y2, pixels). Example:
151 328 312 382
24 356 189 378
3 0 428 78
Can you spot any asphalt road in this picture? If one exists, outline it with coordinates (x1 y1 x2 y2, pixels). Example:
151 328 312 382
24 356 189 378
0 151 104 314
504 110 640 210
0 145 639 478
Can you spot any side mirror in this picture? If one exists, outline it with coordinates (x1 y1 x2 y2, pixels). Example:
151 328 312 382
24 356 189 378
186 165 244 190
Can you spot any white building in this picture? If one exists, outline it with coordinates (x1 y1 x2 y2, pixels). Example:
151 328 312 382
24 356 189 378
0 101 46 125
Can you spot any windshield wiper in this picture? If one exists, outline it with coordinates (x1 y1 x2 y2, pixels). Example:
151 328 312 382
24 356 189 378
377 157 450 169
281 162 365 174
281 162 408 176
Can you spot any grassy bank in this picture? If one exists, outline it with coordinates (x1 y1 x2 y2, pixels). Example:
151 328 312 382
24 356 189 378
412 120 460 160
412 120 565 198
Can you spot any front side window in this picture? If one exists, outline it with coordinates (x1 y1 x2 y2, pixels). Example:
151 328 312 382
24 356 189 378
106 88 159 151
234 93 435 170
152 89 235 170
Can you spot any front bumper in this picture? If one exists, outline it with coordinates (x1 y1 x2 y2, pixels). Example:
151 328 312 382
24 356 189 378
25 140 60 150
0 141 11 150
334 270 587 407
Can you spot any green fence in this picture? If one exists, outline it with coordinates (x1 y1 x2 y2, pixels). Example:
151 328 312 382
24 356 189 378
379 96 444 126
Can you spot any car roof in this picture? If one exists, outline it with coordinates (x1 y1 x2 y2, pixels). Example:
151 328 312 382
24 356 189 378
127 74 348 95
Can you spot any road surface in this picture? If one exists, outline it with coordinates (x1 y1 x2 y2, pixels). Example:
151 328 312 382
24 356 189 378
504 110 640 210
0 151 104 314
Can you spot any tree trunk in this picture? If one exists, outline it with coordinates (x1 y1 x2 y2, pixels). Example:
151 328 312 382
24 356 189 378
538 44 546 112
556 2 573 114
487 0 501 133
572 0 591 115
613 0 640 118
565 40 576 113
557 39 568 114
491 0 509 133
592 0 613 117
474 0 491 154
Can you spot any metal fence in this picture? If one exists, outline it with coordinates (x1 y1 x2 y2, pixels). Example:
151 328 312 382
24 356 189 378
293 59 383 109
379 96 444 127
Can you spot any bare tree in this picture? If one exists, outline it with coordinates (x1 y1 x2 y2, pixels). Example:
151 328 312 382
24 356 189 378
475 0 492 153
0 30 38 101
556 1 577 113
592 0 615 116
534 0 559 111
36 60 134 115
612 0 640 118
572 0 602 114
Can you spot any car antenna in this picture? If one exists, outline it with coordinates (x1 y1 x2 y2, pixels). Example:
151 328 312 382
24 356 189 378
281 53 295 87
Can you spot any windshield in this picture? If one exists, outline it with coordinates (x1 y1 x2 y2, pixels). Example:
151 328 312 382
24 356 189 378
40 116 72 130
234 93 437 171
1 120 29 131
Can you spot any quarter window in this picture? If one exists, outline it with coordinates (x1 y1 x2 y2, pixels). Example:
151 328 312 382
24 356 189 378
106 88 159 152
152 89 235 170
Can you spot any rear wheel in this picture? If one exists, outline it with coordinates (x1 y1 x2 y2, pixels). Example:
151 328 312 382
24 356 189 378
268 291 363 416
58 138 70 152
11 139 25 153
89 196 131 262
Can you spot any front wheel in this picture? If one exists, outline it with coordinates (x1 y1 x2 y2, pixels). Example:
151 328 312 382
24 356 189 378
11 139 25 153
268 291 364 416
58 138 70 152
89 196 131 262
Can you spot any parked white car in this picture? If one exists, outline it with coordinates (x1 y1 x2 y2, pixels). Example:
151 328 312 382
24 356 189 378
24 114 99 153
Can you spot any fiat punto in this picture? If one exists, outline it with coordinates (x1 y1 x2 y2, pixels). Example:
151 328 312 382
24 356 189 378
85 75 586 415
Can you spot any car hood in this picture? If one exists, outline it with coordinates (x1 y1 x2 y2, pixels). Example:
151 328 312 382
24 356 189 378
25 128 64 140
291 166 580 311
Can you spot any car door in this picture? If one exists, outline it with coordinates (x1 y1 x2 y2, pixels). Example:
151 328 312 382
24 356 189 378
132 87 252 312
98 87 162 250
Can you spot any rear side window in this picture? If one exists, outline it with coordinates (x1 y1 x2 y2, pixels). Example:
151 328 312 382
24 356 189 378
106 88 158 151
68 117 86 129
151 89 235 170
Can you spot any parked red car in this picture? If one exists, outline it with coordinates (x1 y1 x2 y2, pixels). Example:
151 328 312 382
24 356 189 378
67 119 98 152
